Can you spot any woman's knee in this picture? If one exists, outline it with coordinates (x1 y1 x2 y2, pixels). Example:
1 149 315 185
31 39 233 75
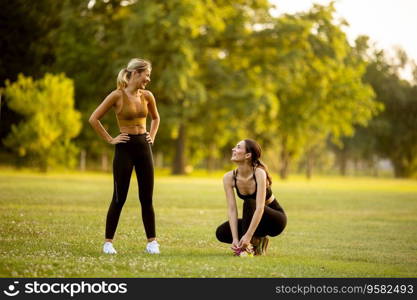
110 194 125 209
140 199 153 207
215 225 230 243
215 226 223 242
268 223 286 237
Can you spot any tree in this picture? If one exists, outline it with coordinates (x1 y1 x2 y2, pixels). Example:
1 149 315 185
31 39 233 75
0 0 62 84
52 0 132 169
3 74 82 171
269 3 381 179
0 0 63 152
191 0 278 171
363 49 417 177
119 0 273 174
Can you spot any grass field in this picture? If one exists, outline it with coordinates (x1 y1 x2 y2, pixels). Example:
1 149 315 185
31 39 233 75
0 170 416 278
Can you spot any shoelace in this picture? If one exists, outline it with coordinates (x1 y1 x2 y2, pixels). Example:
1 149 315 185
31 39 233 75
231 246 254 256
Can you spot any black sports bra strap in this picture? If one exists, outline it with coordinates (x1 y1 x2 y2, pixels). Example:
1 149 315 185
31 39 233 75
233 169 237 187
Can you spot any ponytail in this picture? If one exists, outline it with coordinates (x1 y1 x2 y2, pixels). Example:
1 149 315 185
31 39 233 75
117 68 130 89
255 159 272 186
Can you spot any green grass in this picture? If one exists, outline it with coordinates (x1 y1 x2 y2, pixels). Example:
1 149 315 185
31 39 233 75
0 170 416 277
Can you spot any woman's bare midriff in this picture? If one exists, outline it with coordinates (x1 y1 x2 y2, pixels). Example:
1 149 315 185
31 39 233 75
119 125 147 135
117 117 147 134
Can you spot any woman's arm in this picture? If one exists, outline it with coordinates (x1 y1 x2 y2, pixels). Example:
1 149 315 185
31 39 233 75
238 168 266 249
89 90 128 144
223 172 239 248
144 90 160 144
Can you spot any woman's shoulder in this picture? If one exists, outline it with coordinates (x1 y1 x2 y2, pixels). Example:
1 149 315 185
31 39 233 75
223 170 234 178
254 167 267 179
101 89 123 105
108 89 123 100
141 89 155 100
223 170 235 183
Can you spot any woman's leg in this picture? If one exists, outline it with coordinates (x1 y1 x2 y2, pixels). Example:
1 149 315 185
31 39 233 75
242 199 287 238
215 220 244 243
134 141 156 240
258 200 287 237
105 143 133 240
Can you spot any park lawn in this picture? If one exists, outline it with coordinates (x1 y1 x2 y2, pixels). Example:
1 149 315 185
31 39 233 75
0 170 416 277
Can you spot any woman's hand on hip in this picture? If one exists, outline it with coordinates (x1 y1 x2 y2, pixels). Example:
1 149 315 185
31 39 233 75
145 132 154 145
109 133 130 144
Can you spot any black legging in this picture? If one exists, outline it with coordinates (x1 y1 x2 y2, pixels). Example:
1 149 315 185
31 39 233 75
216 199 287 243
105 133 155 239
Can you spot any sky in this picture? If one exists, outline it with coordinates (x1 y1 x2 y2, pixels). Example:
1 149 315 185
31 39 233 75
270 0 417 79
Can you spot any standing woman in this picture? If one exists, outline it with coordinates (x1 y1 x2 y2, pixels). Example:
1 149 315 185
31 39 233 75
216 139 287 256
89 58 160 254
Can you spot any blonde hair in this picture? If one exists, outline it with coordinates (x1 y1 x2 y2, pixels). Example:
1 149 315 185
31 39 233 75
116 58 152 89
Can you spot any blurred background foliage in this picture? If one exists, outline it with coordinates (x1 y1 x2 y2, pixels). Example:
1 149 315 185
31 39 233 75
1 0 416 178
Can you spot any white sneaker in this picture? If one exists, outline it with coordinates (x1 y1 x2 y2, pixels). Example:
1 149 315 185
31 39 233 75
103 242 117 254
146 240 160 254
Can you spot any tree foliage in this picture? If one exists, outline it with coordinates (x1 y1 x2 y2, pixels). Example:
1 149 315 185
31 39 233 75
364 50 417 177
3 74 82 171
1 0 416 178
268 4 381 178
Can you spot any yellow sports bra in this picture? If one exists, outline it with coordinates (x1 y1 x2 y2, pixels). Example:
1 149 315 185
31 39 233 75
116 89 148 128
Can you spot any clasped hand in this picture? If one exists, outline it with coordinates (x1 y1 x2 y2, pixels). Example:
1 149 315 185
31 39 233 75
232 234 252 250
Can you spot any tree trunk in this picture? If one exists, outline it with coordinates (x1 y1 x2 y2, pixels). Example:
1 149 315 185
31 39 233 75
372 160 379 177
155 151 164 168
206 144 216 173
306 152 313 180
279 138 290 180
172 122 186 175
39 159 48 173
392 159 406 178
353 158 359 175
101 151 108 172
206 155 215 173
80 149 86 171
338 149 347 176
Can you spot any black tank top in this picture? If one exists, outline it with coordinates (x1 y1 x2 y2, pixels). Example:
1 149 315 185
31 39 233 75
233 168 273 201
